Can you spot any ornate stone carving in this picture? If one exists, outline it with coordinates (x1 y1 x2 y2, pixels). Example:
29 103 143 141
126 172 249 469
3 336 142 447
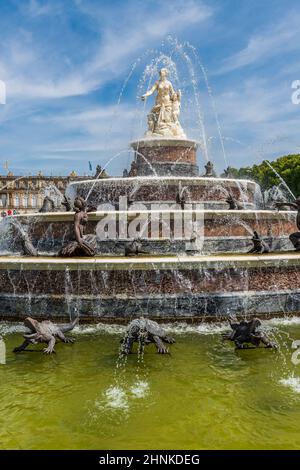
204 161 216 177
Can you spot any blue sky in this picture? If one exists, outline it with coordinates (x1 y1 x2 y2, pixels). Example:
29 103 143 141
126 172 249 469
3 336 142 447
0 0 300 176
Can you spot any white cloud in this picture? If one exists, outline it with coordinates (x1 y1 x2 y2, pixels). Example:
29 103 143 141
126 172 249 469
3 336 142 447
2 1 300 176
87 1 212 74
220 11 300 73
0 80 6 105
8 75 99 99
32 103 137 142
216 78 293 124
206 76 300 170
2 0 213 101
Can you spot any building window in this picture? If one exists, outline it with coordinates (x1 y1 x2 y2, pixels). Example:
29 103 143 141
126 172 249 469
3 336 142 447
1 194 7 207
23 196 28 208
31 195 37 208
15 195 20 207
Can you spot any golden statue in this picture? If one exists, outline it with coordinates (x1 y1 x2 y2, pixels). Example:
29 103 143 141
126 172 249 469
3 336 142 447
141 68 186 138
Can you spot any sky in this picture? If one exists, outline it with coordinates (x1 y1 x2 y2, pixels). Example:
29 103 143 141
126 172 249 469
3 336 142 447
0 0 300 176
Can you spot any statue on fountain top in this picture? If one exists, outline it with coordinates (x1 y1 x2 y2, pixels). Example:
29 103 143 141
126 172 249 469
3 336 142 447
141 68 186 139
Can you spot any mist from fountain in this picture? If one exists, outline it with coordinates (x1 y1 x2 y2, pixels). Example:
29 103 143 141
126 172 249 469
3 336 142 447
264 160 296 200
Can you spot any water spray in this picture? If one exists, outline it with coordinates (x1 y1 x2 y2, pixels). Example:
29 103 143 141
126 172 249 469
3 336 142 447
264 160 296 200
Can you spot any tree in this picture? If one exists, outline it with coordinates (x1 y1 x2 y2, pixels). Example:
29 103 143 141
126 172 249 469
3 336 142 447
228 154 300 197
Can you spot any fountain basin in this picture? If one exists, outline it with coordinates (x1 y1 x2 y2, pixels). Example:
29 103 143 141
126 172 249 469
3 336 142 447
66 176 260 210
0 252 299 321
4 209 296 255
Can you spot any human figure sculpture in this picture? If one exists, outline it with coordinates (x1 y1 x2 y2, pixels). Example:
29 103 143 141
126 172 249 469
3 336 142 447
204 161 216 177
59 197 96 257
171 90 181 125
141 68 186 138
275 198 300 250
222 317 277 349
248 231 270 254
121 318 175 355
13 316 78 354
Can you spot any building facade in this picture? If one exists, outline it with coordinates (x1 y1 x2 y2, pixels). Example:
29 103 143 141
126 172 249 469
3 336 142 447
0 172 88 214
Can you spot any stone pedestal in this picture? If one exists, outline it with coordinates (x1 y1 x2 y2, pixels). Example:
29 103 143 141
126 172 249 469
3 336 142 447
130 138 199 177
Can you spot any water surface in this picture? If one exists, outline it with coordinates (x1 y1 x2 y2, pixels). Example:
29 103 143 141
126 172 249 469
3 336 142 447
0 318 300 449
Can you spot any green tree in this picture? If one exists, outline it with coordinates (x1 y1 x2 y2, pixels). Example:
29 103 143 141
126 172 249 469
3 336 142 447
230 154 300 196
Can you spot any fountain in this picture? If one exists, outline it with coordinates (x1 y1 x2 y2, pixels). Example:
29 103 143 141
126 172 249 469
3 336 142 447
0 66 299 322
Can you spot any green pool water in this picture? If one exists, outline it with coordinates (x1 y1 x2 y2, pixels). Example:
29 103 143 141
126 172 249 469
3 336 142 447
1 319 300 450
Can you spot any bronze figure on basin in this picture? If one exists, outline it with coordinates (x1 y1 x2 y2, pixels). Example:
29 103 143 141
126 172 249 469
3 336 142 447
248 231 271 254
222 317 277 350
275 197 300 250
121 318 175 355
59 196 97 257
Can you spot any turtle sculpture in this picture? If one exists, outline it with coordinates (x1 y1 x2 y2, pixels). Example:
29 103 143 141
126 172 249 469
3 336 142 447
121 318 176 355
248 231 271 253
222 317 277 349
13 316 79 354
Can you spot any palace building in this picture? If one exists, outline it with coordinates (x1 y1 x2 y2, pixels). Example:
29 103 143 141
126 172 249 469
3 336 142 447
0 171 88 214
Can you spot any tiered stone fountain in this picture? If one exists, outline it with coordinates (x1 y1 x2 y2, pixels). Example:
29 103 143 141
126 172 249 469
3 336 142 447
0 68 299 322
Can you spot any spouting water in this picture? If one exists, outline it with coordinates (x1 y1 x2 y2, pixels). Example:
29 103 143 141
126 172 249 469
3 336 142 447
264 160 296 200
84 149 130 202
